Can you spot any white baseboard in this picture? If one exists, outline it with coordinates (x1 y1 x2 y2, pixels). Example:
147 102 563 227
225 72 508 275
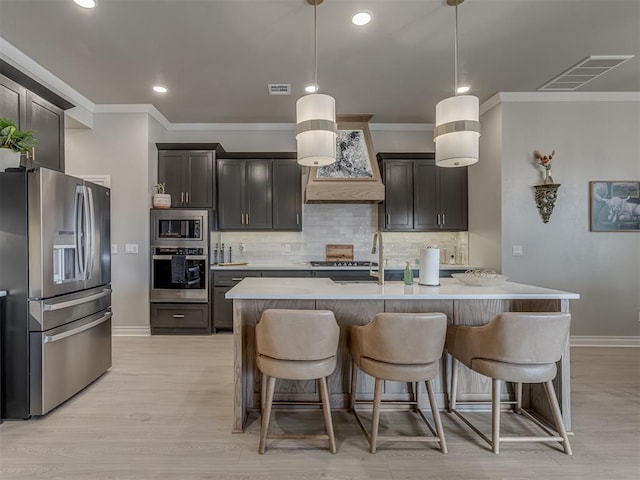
112 326 151 336
570 336 640 347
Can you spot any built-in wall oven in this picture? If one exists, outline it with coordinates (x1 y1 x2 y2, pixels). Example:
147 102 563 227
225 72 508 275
150 209 209 303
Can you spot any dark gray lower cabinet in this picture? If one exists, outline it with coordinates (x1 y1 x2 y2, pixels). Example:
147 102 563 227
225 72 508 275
211 270 311 332
150 303 210 334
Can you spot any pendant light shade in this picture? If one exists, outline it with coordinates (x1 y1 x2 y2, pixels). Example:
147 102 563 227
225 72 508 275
296 93 336 166
434 0 480 168
434 95 479 167
296 0 337 166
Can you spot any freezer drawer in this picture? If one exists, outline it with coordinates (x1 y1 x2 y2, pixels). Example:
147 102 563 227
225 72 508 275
29 310 112 416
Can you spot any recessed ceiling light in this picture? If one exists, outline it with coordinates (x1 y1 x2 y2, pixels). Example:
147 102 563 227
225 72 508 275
456 85 470 94
152 85 168 93
304 84 318 93
73 0 97 8
351 10 372 26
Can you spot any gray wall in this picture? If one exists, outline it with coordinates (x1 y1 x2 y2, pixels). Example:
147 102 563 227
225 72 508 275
478 98 639 337
66 113 152 332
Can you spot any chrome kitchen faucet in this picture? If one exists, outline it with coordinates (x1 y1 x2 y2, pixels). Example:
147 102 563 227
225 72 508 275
369 231 384 285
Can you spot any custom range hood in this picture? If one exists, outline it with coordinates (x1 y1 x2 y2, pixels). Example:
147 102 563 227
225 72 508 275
304 114 385 203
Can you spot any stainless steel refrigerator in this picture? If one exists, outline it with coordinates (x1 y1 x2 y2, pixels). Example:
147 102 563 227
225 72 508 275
0 167 112 419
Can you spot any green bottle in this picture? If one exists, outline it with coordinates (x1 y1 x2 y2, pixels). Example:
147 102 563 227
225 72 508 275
403 261 413 285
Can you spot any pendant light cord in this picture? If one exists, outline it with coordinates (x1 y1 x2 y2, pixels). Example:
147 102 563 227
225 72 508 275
314 1 318 90
454 0 459 96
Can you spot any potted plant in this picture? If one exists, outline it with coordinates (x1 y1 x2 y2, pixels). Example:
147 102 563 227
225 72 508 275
152 182 171 208
0 117 37 171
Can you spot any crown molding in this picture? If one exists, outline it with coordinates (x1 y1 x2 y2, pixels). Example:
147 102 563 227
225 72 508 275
481 91 640 115
0 37 95 112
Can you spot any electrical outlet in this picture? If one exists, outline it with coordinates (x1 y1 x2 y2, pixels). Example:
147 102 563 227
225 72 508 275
512 245 524 256
111 244 117 254
125 243 139 254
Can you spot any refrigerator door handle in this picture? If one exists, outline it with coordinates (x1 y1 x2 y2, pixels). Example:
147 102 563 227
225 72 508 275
43 311 112 344
75 186 85 279
43 288 112 311
84 185 95 280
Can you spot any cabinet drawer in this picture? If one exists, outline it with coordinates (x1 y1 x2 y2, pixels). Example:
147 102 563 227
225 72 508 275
213 270 260 286
261 270 311 278
150 303 210 334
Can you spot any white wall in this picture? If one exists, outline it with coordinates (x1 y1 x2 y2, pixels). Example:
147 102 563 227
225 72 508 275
66 113 152 331
475 96 640 338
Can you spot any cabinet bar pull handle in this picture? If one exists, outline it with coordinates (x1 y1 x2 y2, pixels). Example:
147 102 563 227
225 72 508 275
442 214 445 225
387 214 390 224
172 314 185 318
231 278 243 281
297 214 300 225
437 214 440 225
241 213 245 225
246 213 249 225
181 192 184 204
186 191 189 204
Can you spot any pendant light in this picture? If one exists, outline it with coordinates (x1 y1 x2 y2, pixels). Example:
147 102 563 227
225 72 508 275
296 0 337 166
434 0 480 168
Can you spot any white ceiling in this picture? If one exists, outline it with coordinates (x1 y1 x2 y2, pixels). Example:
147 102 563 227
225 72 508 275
1 0 638 124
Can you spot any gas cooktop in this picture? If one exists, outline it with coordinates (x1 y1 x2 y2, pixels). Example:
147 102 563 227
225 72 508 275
310 261 378 267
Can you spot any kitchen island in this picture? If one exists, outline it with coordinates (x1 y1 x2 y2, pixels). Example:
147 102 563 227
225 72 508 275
226 278 579 433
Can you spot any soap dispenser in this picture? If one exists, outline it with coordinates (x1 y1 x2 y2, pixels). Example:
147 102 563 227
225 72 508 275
403 261 413 285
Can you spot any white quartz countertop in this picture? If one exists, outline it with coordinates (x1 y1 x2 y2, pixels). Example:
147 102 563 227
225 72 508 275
211 263 473 271
225 277 580 300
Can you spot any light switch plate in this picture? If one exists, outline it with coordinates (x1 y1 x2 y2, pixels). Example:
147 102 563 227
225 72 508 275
111 244 117 254
125 244 139 254
512 245 524 256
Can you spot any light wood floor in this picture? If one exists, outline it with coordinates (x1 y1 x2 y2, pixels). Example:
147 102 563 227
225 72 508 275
1 335 638 480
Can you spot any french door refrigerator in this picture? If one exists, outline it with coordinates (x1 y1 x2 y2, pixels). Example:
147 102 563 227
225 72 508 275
0 167 111 419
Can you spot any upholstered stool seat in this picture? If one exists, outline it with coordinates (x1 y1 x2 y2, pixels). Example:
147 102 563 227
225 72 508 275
349 312 448 454
447 312 572 455
256 309 339 454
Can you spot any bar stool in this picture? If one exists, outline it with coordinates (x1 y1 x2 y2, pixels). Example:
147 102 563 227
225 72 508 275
349 312 448 454
256 309 340 454
447 312 572 454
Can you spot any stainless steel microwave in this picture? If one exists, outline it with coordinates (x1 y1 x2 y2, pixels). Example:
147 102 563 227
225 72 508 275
150 209 208 247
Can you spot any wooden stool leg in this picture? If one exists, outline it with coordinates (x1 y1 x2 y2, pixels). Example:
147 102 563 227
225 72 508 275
426 379 448 454
350 361 358 411
319 376 337 454
492 378 501 454
515 382 523 414
449 357 459 412
259 376 276 454
544 380 573 455
261 373 267 411
370 378 383 453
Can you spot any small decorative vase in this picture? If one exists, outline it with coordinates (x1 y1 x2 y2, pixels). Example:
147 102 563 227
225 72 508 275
543 168 554 185
153 193 171 209
0 148 23 171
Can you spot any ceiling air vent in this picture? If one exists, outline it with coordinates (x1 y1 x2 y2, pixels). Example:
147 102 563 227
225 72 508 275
538 55 635 91
268 84 291 95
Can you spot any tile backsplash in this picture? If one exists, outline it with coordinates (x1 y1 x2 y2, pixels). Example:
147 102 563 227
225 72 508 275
212 204 469 268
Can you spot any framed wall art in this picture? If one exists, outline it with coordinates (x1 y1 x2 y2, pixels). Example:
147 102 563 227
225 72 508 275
589 181 640 232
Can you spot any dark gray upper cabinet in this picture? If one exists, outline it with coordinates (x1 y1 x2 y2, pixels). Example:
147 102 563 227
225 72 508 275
218 158 272 230
25 92 65 172
382 160 414 230
272 159 302 231
378 153 468 232
1 74 65 172
0 75 26 127
156 143 224 209
217 153 299 231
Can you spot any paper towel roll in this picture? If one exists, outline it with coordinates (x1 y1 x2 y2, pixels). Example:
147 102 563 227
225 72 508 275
418 247 440 286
